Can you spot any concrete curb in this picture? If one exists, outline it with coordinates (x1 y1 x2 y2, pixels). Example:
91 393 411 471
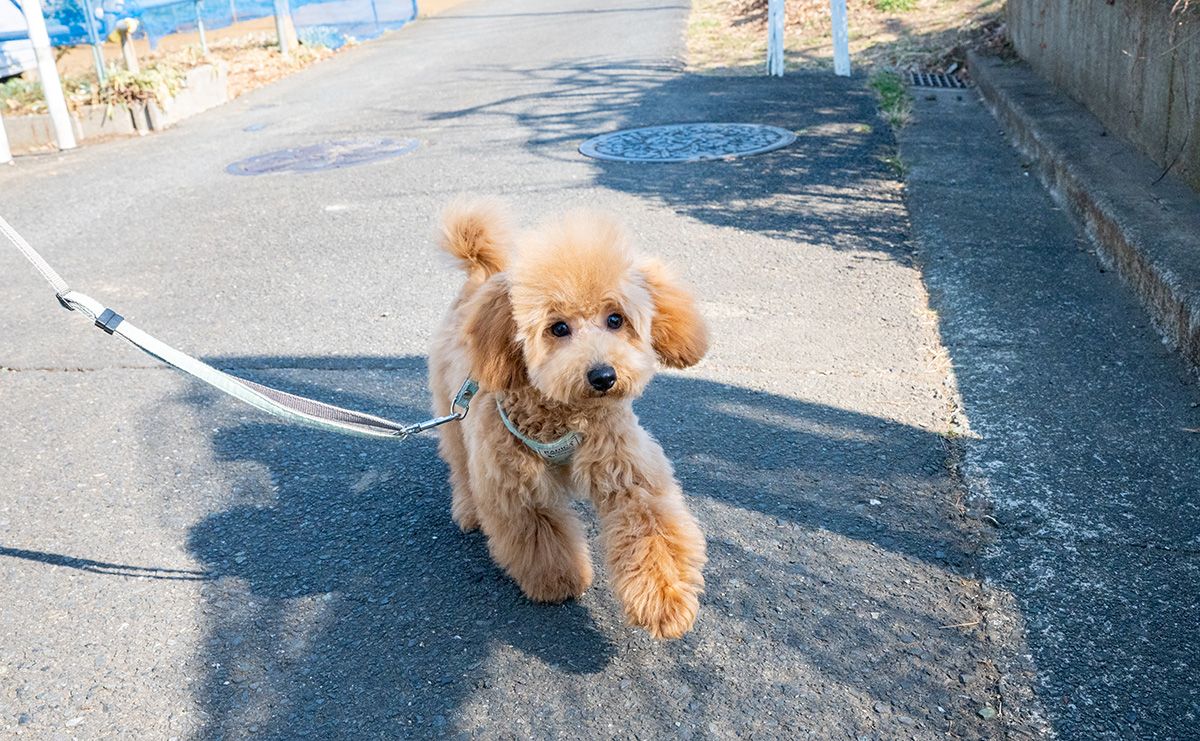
968 50 1200 374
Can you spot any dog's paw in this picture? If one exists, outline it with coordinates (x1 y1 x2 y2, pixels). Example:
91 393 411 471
517 536 595 603
452 509 481 532
520 562 594 604
487 505 593 603
619 568 703 639
602 490 707 639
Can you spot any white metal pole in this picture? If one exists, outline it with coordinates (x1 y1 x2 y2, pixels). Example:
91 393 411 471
831 0 850 77
273 0 293 57
18 0 76 150
0 113 12 164
195 0 209 54
766 0 784 77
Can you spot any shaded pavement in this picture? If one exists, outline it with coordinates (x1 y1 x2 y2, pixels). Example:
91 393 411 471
900 85 1200 740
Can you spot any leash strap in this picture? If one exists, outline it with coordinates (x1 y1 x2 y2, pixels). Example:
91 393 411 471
1 210 70 295
3 213 476 440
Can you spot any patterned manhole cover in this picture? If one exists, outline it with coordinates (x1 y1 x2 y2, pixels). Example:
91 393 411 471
226 137 419 175
579 123 796 163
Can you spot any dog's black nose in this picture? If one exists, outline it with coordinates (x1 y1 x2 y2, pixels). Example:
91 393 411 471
587 365 617 392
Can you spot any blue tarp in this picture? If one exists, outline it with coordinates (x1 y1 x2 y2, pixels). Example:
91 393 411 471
2 0 415 56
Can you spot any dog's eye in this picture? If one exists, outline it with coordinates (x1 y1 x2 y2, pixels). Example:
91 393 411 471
606 313 624 330
549 321 571 338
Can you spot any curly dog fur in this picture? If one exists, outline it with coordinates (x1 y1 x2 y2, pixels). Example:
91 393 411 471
428 198 709 639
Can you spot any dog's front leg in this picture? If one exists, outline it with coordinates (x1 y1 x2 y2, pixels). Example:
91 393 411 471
469 441 593 603
581 430 706 639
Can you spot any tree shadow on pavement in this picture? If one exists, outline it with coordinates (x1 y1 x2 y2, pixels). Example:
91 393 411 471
425 60 907 256
180 356 992 740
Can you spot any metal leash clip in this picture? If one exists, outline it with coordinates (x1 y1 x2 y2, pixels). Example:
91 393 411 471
398 378 479 436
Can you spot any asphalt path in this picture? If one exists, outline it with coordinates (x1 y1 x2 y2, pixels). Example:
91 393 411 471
0 1 1070 739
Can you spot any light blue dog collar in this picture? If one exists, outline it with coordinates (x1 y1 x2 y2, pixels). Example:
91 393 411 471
495 398 582 465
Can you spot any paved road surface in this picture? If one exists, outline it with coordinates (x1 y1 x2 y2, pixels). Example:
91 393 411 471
3 0 1196 739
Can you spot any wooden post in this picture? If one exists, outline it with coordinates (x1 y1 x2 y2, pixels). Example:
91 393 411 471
18 0 76 150
831 0 850 77
766 0 784 77
116 19 140 73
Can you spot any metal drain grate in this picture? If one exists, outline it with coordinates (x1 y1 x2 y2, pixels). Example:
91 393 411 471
910 72 966 89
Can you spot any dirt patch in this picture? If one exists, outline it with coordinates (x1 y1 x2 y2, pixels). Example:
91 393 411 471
191 33 338 99
688 0 1008 75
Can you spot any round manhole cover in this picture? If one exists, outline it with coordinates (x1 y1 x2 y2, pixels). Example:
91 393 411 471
579 123 796 163
226 137 419 175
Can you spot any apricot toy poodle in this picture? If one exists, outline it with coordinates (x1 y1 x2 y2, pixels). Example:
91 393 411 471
427 199 709 639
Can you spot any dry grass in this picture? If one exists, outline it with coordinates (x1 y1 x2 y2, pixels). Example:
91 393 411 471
2 63 186 116
688 0 1008 75
189 32 339 99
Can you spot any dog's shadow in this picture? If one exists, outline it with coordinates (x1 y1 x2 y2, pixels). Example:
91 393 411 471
181 359 618 738
180 356 965 739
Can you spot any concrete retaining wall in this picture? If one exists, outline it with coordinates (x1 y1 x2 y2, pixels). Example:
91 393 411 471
1 62 228 154
1008 0 1200 192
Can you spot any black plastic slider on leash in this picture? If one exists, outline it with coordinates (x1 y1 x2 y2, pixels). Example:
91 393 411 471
94 308 124 335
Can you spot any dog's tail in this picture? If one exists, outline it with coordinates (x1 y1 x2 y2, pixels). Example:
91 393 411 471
439 198 512 280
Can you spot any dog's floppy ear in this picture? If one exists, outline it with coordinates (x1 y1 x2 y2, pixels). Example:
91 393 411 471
638 259 709 369
464 273 528 390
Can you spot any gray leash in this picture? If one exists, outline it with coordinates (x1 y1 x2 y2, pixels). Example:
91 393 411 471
1 213 477 440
